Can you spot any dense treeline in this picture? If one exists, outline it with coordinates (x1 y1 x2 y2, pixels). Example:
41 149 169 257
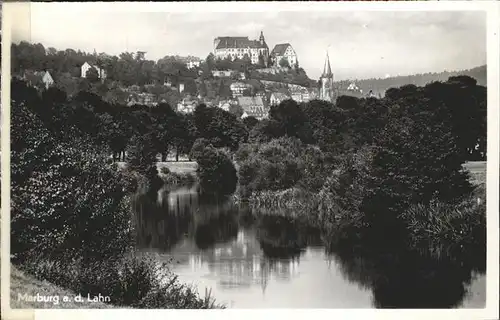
339 65 487 97
12 41 199 86
236 75 486 268
10 79 239 308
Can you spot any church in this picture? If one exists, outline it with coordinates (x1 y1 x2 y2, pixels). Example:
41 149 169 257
213 31 270 65
319 52 335 103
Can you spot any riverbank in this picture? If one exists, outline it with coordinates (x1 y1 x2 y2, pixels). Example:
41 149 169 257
10 264 115 309
116 161 198 175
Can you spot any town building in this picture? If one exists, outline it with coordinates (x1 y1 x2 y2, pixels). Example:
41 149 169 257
271 43 298 67
42 71 54 89
237 96 268 120
319 52 335 103
177 98 198 114
81 62 107 79
214 31 269 65
269 92 290 106
230 82 252 98
291 92 310 103
347 82 360 92
212 70 236 78
218 99 238 112
126 93 157 107
20 70 54 91
186 59 202 69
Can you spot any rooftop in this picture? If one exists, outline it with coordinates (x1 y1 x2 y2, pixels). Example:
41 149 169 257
271 43 292 56
215 36 268 50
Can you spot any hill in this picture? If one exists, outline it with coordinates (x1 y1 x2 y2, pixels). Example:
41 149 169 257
336 65 486 97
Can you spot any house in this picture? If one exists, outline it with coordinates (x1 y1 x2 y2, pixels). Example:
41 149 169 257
347 82 360 92
289 87 310 103
271 43 298 67
212 70 235 78
214 31 269 65
269 92 290 106
41 71 54 89
177 98 198 114
186 59 202 69
81 62 107 79
230 82 252 98
237 96 268 120
126 92 157 107
218 99 238 112
21 70 54 90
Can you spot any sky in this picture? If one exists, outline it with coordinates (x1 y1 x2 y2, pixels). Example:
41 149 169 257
10 3 487 81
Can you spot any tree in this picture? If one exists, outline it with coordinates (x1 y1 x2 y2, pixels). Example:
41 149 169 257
258 53 266 68
205 53 216 71
269 99 311 142
228 104 244 118
86 67 100 83
267 55 275 68
195 146 238 195
279 57 290 68
243 116 259 130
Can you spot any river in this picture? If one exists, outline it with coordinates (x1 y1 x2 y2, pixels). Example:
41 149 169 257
131 184 486 309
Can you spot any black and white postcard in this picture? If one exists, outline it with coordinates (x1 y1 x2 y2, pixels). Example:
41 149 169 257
1 2 499 320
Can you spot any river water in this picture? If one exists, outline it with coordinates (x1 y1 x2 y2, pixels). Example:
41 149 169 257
132 184 486 309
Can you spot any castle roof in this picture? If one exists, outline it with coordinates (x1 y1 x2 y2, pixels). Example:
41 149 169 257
215 36 267 50
271 43 292 56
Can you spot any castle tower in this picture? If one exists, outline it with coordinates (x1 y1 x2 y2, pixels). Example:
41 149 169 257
319 51 335 103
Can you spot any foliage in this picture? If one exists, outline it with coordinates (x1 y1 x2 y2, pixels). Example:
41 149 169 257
279 57 290 68
11 97 132 262
236 137 329 193
20 254 223 309
126 133 159 181
401 189 486 263
194 146 238 196
193 104 247 151
85 67 100 83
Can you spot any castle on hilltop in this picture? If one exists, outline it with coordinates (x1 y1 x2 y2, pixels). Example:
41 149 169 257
319 51 335 103
214 31 270 65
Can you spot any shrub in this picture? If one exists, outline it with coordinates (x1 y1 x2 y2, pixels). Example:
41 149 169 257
127 133 158 177
160 166 171 175
401 189 486 263
20 254 223 309
190 138 213 160
11 103 132 261
236 137 304 193
196 147 238 195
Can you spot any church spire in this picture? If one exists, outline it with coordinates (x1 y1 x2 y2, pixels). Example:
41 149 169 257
322 51 332 78
259 31 265 45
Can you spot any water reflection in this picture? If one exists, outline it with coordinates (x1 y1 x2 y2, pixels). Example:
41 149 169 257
132 184 485 308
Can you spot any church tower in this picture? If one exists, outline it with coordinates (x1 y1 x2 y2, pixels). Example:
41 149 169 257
319 51 335 103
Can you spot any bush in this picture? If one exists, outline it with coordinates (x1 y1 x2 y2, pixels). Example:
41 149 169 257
160 166 171 175
196 147 238 195
162 172 197 186
127 133 158 177
20 254 223 309
236 137 328 193
190 138 213 160
11 103 132 261
316 147 374 232
401 189 486 263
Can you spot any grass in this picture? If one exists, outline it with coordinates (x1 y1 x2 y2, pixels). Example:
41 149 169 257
157 161 198 175
116 161 198 175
